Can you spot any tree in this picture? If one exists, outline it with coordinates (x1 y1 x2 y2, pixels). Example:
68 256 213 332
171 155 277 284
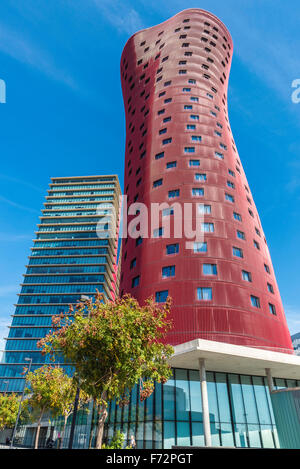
102 430 127 449
0 393 19 431
38 292 174 449
24 365 81 449
55 376 89 447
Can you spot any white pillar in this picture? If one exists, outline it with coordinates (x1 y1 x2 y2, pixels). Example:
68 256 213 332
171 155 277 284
198 358 212 447
266 368 274 393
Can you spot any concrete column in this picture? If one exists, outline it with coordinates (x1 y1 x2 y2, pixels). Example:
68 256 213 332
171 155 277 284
198 358 212 447
266 368 274 393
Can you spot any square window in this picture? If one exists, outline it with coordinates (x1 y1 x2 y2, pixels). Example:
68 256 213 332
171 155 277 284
166 243 179 255
155 151 164 160
153 227 164 238
153 178 163 188
251 295 260 308
132 276 140 288
195 173 206 181
267 283 274 294
225 193 234 203
202 222 214 232
162 265 175 278
203 264 217 275
253 240 260 250
168 189 180 198
136 237 142 246
198 204 211 214
185 146 195 153
192 188 204 197
233 212 242 221
189 159 200 167
237 230 245 240
156 290 168 303
269 303 276 315
191 135 202 142
162 207 174 217
233 246 243 258
166 161 177 169
163 137 172 145
242 270 252 282
197 287 212 300
194 242 207 253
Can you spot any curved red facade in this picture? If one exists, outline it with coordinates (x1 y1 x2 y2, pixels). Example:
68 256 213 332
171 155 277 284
119 9 293 353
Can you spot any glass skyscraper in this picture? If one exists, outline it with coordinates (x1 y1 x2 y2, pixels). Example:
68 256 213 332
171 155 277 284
0 175 121 392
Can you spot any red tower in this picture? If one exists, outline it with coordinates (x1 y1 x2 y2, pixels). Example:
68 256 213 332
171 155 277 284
119 9 293 353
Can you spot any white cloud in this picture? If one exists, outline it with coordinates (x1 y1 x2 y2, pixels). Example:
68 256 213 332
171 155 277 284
92 0 144 35
0 195 40 214
284 305 300 336
0 232 32 242
0 174 43 192
0 317 11 353
0 285 18 297
0 22 78 89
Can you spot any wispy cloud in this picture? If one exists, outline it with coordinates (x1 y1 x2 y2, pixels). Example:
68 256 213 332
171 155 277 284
0 285 18 297
92 0 144 35
0 195 39 214
0 232 32 242
0 22 78 89
284 304 300 336
0 317 11 352
222 7 300 105
0 174 44 192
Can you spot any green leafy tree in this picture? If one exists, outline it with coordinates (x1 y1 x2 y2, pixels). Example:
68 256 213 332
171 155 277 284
38 293 174 449
24 365 81 449
102 430 126 449
56 378 89 447
0 393 19 430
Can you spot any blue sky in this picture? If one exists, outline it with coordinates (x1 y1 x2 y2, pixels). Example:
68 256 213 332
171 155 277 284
0 0 300 350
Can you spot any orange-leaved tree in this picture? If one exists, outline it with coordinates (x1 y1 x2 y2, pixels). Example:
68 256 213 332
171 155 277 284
38 293 174 449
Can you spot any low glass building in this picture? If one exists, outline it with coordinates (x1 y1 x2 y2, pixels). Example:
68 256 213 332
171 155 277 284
105 368 300 449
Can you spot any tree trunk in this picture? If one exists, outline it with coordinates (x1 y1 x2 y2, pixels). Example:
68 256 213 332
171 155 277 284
34 409 44 449
88 400 96 449
95 403 108 449
60 415 68 449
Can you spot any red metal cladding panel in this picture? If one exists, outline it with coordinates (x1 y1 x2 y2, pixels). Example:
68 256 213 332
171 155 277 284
119 8 293 353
